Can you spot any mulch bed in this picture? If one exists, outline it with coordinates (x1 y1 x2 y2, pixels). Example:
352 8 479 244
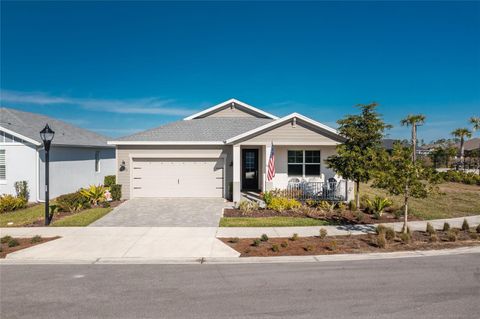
0 237 60 258
223 208 420 225
24 200 125 227
220 229 480 257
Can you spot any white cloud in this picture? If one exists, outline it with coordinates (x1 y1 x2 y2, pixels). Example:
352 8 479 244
0 89 198 116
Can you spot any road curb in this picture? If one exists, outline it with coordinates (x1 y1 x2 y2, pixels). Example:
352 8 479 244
2 246 479 265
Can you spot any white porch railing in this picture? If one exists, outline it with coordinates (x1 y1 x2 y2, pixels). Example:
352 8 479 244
285 180 348 202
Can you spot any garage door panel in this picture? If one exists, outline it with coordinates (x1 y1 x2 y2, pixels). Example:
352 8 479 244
131 158 224 198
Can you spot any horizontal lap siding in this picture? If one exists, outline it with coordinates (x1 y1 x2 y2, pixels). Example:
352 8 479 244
243 122 338 144
116 145 232 199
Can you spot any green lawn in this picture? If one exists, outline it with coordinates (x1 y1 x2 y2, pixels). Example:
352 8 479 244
0 204 43 227
219 217 330 227
361 182 480 220
0 205 112 227
50 208 112 227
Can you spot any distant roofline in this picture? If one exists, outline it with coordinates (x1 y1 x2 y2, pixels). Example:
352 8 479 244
183 98 279 120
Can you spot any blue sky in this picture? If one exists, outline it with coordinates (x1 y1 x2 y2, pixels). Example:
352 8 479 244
1 1 479 142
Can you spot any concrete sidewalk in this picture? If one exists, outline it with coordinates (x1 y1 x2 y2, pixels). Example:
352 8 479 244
1 215 478 263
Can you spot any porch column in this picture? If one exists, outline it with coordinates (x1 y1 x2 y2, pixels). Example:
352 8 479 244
264 143 273 191
232 144 241 204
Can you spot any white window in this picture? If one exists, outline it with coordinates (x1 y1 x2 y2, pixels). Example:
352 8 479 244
0 149 5 180
95 151 100 172
287 150 321 177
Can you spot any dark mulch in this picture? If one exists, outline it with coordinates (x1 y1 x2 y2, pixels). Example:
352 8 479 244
221 229 480 257
25 200 125 227
223 208 420 225
0 236 60 258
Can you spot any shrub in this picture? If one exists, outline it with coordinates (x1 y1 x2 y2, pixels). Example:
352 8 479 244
1 235 12 244
400 232 411 244
110 184 122 201
348 200 357 211
252 239 261 247
31 235 42 243
365 196 392 218
426 223 436 235
281 241 289 248
304 245 314 252
336 202 346 210
477 224 480 234
267 197 301 212
376 224 387 235
469 232 478 240
56 191 89 213
290 233 299 241
80 185 107 205
8 238 19 247
260 234 269 242
238 200 259 214
443 222 451 231
318 201 335 213
462 219 470 231
385 227 396 241
430 233 439 242
14 181 30 201
355 211 365 222
319 228 328 239
376 233 387 248
102 201 111 208
229 237 239 244
0 195 27 213
262 191 273 206
447 230 457 242
360 194 371 211
271 244 280 252
329 241 338 251
104 175 116 187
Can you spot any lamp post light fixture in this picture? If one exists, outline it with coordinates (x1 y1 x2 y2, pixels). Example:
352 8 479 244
40 124 55 225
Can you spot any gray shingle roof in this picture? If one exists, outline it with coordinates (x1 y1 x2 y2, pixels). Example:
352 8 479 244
116 117 273 142
0 107 112 147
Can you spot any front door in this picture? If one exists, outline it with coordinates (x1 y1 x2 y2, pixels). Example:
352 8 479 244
242 149 259 190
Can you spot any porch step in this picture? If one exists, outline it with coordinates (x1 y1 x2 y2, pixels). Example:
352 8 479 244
241 191 266 208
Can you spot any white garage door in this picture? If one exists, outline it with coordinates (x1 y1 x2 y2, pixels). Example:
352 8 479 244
131 158 224 198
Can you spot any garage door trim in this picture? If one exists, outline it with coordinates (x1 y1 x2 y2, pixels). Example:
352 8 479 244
129 154 226 198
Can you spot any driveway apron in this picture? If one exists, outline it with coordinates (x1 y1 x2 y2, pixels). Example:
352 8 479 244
90 198 227 227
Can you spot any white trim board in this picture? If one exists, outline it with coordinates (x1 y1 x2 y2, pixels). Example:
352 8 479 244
108 141 225 145
183 98 279 121
0 126 42 146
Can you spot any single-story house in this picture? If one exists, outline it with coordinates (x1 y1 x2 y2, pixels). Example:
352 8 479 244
0 107 116 202
109 99 354 203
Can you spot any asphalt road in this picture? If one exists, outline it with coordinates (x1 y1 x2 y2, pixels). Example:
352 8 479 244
1 254 479 319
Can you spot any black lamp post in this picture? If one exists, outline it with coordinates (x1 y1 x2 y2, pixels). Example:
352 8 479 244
40 124 55 225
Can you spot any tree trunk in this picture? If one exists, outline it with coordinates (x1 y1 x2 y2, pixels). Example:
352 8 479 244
403 185 409 233
412 125 417 163
460 137 465 170
355 180 360 209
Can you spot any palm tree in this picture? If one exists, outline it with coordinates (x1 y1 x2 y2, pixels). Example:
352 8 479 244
401 114 426 162
470 117 480 131
451 128 472 166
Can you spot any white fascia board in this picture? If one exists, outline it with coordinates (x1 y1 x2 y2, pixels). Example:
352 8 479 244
183 98 279 120
107 141 225 146
0 125 42 146
224 113 341 144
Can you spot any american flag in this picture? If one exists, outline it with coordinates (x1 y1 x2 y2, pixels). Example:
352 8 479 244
267 142 275 181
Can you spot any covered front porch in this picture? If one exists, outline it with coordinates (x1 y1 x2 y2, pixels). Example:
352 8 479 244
232 144 353 204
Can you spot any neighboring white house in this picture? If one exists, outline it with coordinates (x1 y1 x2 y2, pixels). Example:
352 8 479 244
0 107 115 202
108 98 354 203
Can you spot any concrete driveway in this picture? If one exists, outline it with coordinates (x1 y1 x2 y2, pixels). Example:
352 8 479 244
90 198 227 227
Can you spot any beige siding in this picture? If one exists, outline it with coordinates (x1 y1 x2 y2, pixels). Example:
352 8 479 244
116 145 232 199
198 102 266 119
241 121 339 144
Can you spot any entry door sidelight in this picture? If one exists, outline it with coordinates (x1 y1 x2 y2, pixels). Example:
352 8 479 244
242 149 259 190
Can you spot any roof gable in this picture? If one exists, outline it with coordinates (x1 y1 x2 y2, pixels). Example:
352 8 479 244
225 113 343 144
183 98 278 120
